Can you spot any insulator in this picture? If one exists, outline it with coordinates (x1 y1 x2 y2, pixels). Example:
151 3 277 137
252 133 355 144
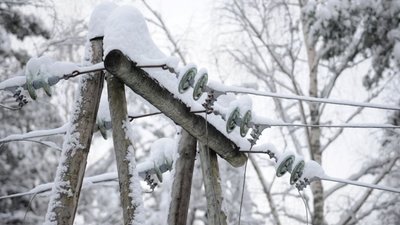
276 154 295 177
240 110 252 137
226 107 240 133
193 71 208 100
178 66 197 93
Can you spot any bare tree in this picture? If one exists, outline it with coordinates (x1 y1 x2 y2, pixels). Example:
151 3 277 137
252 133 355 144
217 0 400 224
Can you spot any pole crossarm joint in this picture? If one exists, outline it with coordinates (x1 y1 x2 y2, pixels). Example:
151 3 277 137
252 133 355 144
104 49 247 167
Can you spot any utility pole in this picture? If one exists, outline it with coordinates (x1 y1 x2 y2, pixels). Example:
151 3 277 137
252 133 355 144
44 37 104 225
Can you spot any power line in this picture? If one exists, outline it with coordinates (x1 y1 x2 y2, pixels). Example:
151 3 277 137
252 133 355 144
207 83 400 111
321 176 400 194
262 122 400 129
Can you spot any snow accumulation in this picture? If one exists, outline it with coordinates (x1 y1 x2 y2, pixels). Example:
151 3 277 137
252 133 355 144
103 5 179 70
122 118 145 224
300 160 326 181
97 89 111 124
0 123 68 143
0 76 26 90
26 56 79 81
149 138 177 169
102 5 255 150
126 146 145 225
88 1 117 40
274 150 295 171
0 154 178 201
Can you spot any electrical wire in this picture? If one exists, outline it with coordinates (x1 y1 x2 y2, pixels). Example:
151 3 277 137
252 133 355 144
298 190 309 225
238 144 254 225
209 85 400 111
261 122 400 129
238 157 248 225
320 176 400 194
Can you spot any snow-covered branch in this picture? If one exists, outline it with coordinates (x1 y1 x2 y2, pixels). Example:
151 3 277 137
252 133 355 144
0 123 68 144
0 158 173 200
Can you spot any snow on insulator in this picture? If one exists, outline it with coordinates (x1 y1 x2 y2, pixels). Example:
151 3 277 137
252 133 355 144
193 68 208 101
26 56 80 81
274 150 295 177
88 1 117 40
300 160 326 182
96 92 111 139
219 95 253 135
290 154 305 185
0 76 26 91
227 95 252 115
25 56 78 99
146 138 178 184
25 56 55 99
149 138 177 171
177 64 197 93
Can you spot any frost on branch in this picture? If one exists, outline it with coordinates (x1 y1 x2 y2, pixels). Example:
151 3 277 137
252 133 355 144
302 0 400 88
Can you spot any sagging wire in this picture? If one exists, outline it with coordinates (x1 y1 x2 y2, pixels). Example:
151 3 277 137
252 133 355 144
23 192 38 224
206 84 400 111
238 144 254 225
262 122 400 129
320 176 400 194
297 189 310 225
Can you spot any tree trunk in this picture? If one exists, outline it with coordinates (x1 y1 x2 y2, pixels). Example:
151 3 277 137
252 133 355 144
103 49 247 167
107 73 144 224
168 131 197 225
199 143 227 225
301 15 326 224
44 38 104 225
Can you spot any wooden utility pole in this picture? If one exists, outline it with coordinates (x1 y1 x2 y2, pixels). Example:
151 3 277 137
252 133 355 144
107 71 144 224
44 38 104 225
104 49 247 167
168 131 197 225
199 143 227 225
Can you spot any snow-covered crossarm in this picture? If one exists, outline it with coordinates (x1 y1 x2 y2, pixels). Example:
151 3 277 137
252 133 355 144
0 158 173 200
104 50 247 167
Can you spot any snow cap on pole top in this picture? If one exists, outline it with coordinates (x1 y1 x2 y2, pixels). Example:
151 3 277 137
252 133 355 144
88 1 117 40
103 5 166 64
